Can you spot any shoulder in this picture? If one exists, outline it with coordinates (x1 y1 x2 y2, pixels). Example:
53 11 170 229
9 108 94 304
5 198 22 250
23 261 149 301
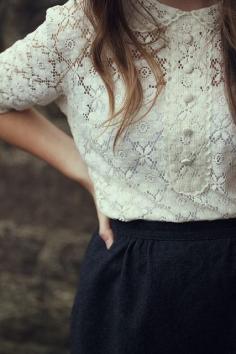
46 0 82 23
46 0 92 38
45 0 94 57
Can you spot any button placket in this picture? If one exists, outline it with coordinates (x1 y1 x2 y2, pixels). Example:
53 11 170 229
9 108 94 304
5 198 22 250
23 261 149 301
166 18 212 195
181 158 193 166
181 151 196 166
181 41 195 167
182 55 195 105
183 128 193 137
181 128 194 146
184 93 195 104
184 63 194 74
183 33 193 45
181 127 195 165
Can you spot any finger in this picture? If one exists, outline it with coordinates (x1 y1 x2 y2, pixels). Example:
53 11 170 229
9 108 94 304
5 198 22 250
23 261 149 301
106 237 114 250
93 199 114 248
99 226 114 243
98 218 114 249
96 209 112 233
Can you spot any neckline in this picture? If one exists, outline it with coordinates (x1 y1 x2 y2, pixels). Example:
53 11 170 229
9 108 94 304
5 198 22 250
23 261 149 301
126 0 221 33
155 0 220 15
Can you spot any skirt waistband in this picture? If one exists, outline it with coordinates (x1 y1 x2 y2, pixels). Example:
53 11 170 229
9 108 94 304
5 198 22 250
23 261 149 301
109 217 236 240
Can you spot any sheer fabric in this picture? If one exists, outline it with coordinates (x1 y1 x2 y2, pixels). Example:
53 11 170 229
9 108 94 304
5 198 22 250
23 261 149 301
1 0 236 222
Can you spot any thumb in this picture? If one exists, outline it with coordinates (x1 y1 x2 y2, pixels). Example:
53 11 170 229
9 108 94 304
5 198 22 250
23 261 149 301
97 209 114 250
91 189 114 249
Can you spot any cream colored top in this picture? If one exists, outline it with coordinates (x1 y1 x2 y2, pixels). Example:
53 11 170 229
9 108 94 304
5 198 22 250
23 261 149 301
1 0 236 222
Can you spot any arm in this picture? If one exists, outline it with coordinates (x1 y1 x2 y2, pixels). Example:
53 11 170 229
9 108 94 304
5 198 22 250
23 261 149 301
0 108 95 195
0 108 115 249
0 1 114 247
0 108 114 248
0 3 94 194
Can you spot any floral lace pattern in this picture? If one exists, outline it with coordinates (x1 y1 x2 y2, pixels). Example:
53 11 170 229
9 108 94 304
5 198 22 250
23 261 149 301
1 0 236 222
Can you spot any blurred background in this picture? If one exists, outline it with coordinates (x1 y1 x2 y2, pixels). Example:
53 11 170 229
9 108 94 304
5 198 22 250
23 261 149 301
0 1 98 353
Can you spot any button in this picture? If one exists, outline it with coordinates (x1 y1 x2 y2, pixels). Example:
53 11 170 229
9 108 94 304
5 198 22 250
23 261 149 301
181 158 194 166
184 63 194 74
184 93 195 104
183 128 193 137
183 33 193 44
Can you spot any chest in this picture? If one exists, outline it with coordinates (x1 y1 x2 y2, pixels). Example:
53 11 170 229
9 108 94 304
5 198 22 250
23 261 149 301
64 22 236 196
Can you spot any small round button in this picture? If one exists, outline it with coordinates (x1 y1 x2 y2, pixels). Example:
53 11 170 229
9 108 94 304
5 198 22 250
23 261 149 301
184 63 194 74
181 158 193 166
184 93 195 104
183 33 193 44
183 128 193 137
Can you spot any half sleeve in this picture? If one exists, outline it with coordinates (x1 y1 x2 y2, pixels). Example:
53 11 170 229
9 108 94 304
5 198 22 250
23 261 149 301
0 5 66 114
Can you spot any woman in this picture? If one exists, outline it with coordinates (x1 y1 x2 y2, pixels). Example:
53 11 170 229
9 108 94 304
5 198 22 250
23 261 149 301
0 0 236 353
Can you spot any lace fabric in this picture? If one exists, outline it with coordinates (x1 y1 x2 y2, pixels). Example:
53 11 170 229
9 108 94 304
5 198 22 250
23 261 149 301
125 0 221 33
1 0 236 222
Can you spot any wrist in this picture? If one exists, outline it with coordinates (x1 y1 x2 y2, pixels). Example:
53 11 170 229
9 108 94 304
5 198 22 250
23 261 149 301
81 178 95 197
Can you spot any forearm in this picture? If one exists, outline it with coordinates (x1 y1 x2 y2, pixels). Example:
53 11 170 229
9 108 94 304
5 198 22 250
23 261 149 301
0 108 94 194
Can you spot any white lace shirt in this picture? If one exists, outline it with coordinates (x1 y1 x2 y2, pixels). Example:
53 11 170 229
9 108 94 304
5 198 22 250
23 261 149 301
1 0 236 222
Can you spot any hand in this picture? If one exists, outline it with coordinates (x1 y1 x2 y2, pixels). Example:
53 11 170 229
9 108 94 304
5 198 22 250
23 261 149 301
96 207 115 250
87 182 115 250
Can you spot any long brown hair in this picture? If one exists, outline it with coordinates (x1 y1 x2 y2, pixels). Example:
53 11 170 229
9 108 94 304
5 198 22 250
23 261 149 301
81 0 236 153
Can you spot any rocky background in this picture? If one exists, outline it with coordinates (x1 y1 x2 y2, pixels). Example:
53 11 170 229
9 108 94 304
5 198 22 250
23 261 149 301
0 1 98 353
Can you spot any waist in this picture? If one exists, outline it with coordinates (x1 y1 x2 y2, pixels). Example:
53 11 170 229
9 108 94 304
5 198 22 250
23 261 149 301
109 217 236 240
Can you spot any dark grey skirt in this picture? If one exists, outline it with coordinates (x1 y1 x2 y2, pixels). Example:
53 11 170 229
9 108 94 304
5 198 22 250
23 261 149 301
69 217 236 354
